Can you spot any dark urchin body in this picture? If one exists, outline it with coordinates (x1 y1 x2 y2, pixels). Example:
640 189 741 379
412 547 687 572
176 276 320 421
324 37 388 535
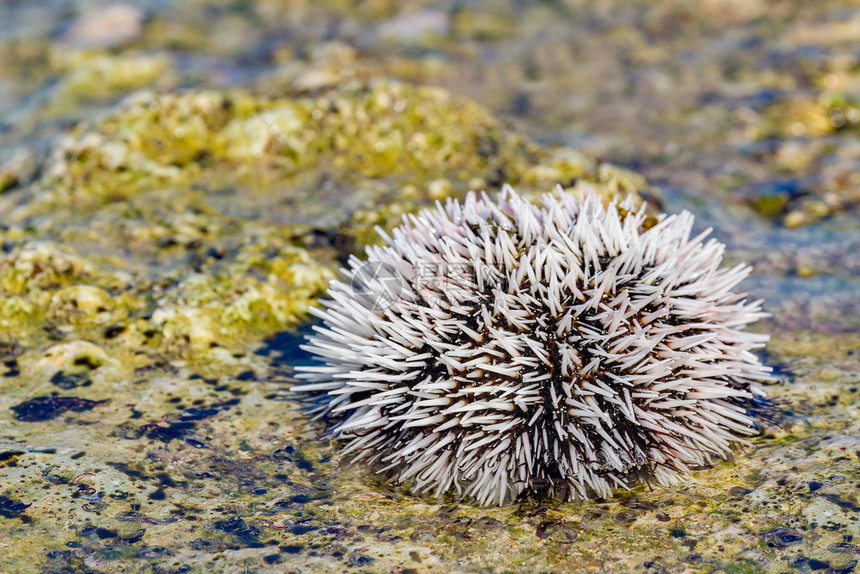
295 186 773 506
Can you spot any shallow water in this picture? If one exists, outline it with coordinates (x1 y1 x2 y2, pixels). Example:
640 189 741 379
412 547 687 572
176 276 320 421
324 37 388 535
0 1 858 573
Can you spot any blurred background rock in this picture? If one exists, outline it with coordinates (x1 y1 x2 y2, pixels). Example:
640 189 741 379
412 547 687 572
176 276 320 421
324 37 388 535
0 2 858 573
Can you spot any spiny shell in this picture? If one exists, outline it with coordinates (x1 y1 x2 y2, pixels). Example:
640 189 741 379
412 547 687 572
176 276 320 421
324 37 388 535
294 186 773 506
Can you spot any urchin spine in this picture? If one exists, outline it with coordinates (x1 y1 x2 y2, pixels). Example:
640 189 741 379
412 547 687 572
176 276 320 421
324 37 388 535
295 185 773 506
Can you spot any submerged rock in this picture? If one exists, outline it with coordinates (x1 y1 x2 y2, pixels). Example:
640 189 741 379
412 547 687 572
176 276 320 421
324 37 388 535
0 1 857 572
0 76 654 572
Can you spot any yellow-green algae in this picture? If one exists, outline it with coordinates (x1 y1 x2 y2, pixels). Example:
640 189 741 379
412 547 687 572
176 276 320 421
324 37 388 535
0 80 659 572
52 50 174 107
1 79 856 574
1 331 857 573
748 91 860 227
1 1 859 572
1 81 647 360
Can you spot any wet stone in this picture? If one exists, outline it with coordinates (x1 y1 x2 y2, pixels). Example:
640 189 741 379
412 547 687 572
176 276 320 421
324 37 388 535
50 370 91 389
138 546 169 559
11 395 107 422
727 487 752 498
139 421 197 443
615 511 639 525
535 522 578 542
829 543 860 555
349 553 374 566
764 527 804 549
0 1 859 572
621 499 657 511
214 516 261 545
0 496 31 518
792 556 832 571
828 560 859 574
171 407 224 421
0 341 24 361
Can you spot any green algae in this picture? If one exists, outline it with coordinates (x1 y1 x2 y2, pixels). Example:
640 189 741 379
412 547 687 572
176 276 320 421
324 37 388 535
53 51 173 106
0 1 859 573
0 81 648 360
0 75 655 572
747 90 860 227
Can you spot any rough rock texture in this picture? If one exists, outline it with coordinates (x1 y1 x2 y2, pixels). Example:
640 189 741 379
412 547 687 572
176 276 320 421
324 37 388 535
0 1 858 573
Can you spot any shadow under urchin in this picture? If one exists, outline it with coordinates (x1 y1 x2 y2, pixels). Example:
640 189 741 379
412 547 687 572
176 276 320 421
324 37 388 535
293 185 775 506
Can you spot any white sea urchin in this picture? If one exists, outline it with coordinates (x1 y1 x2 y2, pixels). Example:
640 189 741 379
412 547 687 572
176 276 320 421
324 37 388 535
294 186 773 506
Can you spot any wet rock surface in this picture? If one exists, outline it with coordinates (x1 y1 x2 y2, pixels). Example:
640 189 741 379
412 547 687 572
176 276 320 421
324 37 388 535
0 1 858 573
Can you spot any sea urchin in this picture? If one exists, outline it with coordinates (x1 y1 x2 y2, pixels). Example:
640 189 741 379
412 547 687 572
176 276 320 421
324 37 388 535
294 186 773 506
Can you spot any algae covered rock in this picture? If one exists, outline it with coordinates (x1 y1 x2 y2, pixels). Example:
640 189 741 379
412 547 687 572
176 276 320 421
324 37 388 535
746 90 860 227
54 52 173 105
0 0 857 572
0 80 649 360
0 73 653 574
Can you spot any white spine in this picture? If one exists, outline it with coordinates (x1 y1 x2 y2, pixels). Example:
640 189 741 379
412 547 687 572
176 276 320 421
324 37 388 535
294 187 772 506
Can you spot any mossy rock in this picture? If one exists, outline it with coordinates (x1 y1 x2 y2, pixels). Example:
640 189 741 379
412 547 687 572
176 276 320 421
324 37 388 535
1 81 649 361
